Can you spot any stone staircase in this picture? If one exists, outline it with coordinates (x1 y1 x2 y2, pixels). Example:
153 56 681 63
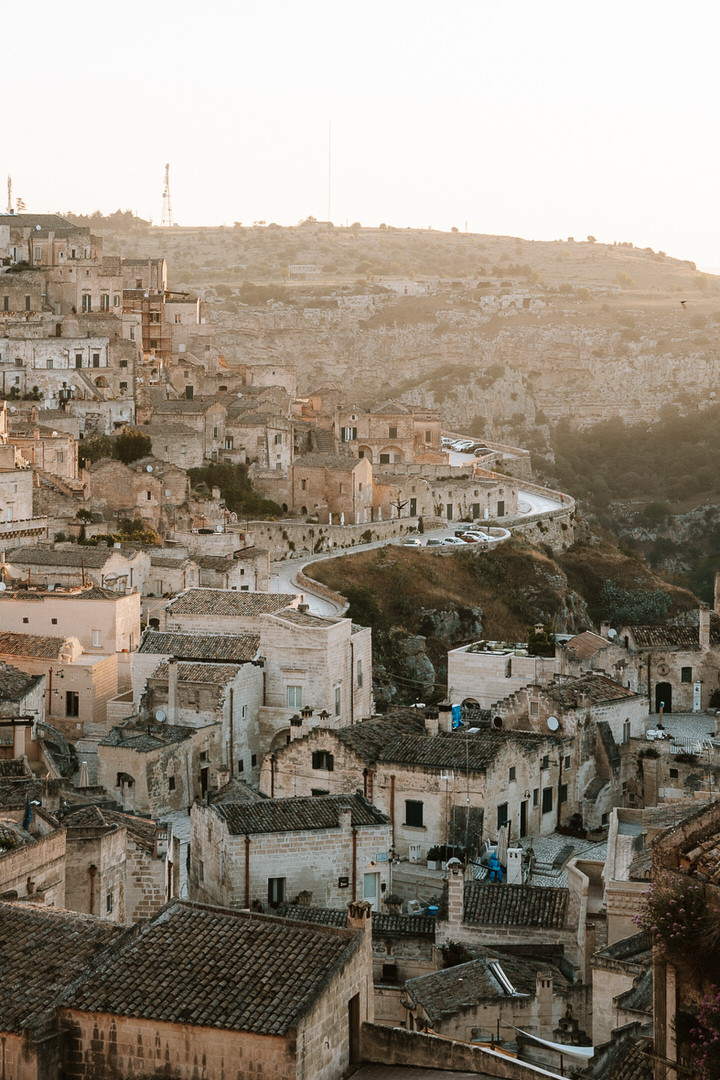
36 469 86 500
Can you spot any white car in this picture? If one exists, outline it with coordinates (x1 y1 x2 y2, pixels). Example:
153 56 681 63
441 536 467 546
402 537 423 547
464 531 490 543
451 440 474 452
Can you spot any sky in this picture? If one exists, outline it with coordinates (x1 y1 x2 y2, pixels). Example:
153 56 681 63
6 0 720 269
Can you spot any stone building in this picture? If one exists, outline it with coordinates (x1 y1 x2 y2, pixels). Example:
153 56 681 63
196 548 270 591
147 553 200 597
262 709 568 858
448 639 559 711
148 399 227 462
85 457 191 535
6 544 151 595
0 630 119 740
0 813 66 907
0 584 141 659
334 399 444 464
190 793 391 911
62 805 179 924
163 587 301 632
290 453 374 523
5 420 79 484
0 898 374 1080
0 441 35 529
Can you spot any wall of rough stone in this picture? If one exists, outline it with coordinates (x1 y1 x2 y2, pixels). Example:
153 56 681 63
64 826 126 922
124 838 170 924
0 828 66 906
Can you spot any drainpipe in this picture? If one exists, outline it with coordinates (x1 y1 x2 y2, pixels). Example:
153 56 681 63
270 755 275 797
390 775 395 850
244 836 251 908
229 688 234 779
352 827 357 901
350 638 354 726
88 864 97 914
647 656 652 711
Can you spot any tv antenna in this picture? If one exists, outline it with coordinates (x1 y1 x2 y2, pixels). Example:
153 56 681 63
162 163 173 227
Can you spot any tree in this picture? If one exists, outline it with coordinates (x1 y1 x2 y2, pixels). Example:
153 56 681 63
80 435 114 464
114 428 152 465
599 581 671 626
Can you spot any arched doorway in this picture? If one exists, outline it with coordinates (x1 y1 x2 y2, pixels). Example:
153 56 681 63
655 682 672 713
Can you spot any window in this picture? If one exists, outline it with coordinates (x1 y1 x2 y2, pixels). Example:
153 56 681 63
560 784 568 803
100 294 110 311
379 453 390 464
425 429 432 442
175 313 181 323
681 667 692 683
150 339 158 350
25 295 31 311
119 382 127 392
57 451 64 464
106 891 113 913
113 295 120 307
66 691 79 717
92 353 100 368
22 617 29 624
196 859 204 881
51 618 57 625
508 766 516 782
274 433 282 445
405 800 424 827
564 755 571 769
356 659 363 687
670 768 679 778
225 436 234 450
81 294 91 312
268 877 285 908
530 701 539 717
312 750 334 771
46 358 53 369
497 803 508 829
251 754 257 767
3 296 8 311
389 426 397 439
300 479 307 491
91 629 102 647
623 719 631 744
149 310 161 323
311 788 329 797
237 759 244 773
146 490 152 500
541 754 549 769
601 812 609 826
533 788 539 807
212 426 219 439
286 685 303 708
335 687 341 715
168 776 176 791
119 358 128 368
542 787 553 814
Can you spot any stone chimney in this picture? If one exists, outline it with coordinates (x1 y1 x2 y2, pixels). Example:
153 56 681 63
600 622 611 639
424 707 439 736
346 899 374 1023
445 858 464 932
438 702 453 734
12 719 28 759
289 714 303 740
506 847 523 885
215 766 230 790
699 603 711 651
167 657 178 725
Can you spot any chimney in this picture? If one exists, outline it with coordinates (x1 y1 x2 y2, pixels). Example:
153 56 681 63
506 847 523 885
13 720 27 759
438 702 453 734
167 657 178 724
424 707 439 737
339 807 353 834
215 766 230 790
297 603 310 614
600 622 611 639
289 714 303 740
346 897 374 1015
445 858 464 931
699 603 711 650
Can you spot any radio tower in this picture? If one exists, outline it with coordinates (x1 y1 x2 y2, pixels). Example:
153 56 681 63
161 163 173 227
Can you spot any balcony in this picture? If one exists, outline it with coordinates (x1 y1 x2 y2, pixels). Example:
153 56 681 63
0 516 48 540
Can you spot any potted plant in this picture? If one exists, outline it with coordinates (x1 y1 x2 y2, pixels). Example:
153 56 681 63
383 893 403 915
426 845 442 871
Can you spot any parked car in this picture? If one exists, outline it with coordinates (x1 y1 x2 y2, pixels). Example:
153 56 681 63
425 538 444 546
473 445 490 456
451 440 474 452
460 533 481 543
441 536 467 546
454 525 474 536
402 537 423 547
464 531 490 543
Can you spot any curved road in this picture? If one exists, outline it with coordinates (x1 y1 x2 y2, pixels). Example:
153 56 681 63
270 477 565 616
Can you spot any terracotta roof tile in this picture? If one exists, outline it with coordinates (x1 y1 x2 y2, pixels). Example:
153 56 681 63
0 630 67 659
167 588 297 616
0 661 44 703
216 794 389 835
463 880 569 929
138 629 260 663
64 900 361 1035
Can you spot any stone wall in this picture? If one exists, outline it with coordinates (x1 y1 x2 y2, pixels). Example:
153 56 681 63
64 825 126 922
0 828 66 906
124 837 174 924
247 517 420 560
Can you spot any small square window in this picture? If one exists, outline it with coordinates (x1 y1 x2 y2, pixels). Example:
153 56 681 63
681 667 692 683
251 754 257 767
670 768 679 778
508 766 516 782
541 754 549 769
22 617 29 624
51 618 57 625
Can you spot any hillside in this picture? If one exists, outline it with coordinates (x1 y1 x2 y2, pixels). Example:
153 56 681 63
305 538 698 709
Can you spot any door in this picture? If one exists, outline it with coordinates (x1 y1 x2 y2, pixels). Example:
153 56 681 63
363 872 379 911
655 682 672 714
348 993 360 1064
410 498 417 516
446 503 453 520
200 766 209 797
520 800 528 838
497 500 505 517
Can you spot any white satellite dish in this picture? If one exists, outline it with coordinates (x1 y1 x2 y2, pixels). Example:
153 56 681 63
70 385 76 391
35 224 41 231
547 716 559 732
146 465 153 472
216 525 223 532
155 708 166 723
608 628 617 640
237 392 243 398
0 582 6 592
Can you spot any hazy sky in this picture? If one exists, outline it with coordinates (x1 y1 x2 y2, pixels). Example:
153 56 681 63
6 1 720 267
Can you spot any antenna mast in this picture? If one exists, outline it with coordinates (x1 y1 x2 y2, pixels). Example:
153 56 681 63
6 176 12 213
161 163 173 227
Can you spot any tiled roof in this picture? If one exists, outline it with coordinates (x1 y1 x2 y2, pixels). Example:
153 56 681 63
406 949 569 1024
379 729 556 771
615 967 653 1016
586 1032 653 1080
595 931 652 966
628 613 720 649
564 631 610 661
0 901 124 1033
0 213 81 230
294 453 360 471
0 586 129 602
150 660 243 686
100 720 196 752
153 400 221 414
463 881 569 929
0 630 67 659
167 588 297 616
333 711 428 761
215 794 389 836
280 903 436 937
62 806 159 855
543 673 638 708
64 900 361 1035
273 608 339 628
7 546 137 568
210 779 266 806
0 661 44 703
138 629 260 663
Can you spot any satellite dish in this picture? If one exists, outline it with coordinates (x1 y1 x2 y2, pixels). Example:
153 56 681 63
216 525 223 532
237 392 243 398
35 224 41 231
146 465 153 472
607 628 617 640
0 582 6 591
547 716 559 732
70 385 76 391
155 708 166 723
51 431 58 437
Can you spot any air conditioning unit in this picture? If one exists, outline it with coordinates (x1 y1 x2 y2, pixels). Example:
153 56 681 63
406 899 422 915
408 843 422 863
